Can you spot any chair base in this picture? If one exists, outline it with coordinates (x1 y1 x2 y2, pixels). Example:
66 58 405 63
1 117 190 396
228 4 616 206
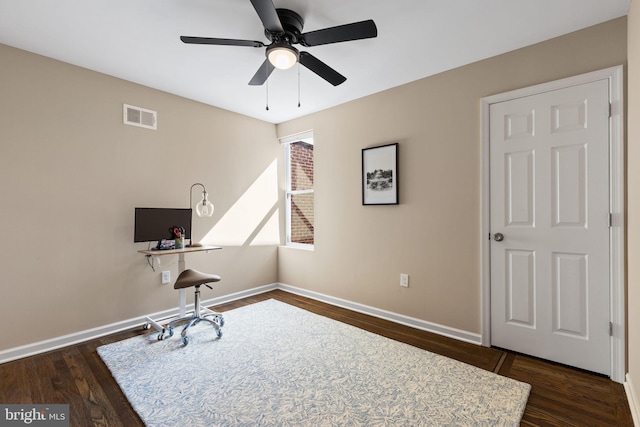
156 285 224 346
159 313 223 345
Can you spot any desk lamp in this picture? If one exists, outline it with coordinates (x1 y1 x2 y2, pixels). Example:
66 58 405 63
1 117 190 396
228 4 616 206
188 183 214 247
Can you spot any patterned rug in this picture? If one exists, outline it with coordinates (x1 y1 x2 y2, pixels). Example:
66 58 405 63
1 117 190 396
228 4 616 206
98 299 530 426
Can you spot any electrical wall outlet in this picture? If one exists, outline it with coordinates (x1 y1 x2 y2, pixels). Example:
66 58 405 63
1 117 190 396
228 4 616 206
161 270 171 284
400 273 409 288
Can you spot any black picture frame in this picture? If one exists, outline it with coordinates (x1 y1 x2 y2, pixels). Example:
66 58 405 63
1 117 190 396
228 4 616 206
362 143 399 205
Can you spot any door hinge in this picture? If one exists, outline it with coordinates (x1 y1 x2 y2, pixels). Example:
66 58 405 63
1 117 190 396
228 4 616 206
609 322 613 336
609 212 613 228
609 103 612 118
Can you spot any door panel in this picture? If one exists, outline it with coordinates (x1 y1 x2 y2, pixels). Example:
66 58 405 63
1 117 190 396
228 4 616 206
506 150 534 226
551 144 587 227
506 249 535 327
552 252 588 337
490 79 610 375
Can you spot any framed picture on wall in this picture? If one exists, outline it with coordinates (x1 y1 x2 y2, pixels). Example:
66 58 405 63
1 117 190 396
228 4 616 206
362 143 399 205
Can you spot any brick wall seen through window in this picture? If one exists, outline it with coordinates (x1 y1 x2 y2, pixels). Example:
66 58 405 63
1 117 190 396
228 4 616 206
287 140 314 246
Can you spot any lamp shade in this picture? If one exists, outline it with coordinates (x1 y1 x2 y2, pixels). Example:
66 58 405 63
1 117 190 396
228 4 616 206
196 197 214 217
267 44 299 70
190 183 215 217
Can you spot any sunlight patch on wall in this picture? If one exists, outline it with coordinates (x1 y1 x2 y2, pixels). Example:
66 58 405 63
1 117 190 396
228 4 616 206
250 208 280 246
202 160 279 246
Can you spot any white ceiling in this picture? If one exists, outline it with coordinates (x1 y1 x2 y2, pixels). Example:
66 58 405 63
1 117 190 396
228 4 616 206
0 0 630 124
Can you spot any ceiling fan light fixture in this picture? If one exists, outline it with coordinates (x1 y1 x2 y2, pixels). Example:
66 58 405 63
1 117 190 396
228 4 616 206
267 43 299 69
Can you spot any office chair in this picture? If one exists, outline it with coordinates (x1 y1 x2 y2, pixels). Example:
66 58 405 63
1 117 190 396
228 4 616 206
157 269 224 345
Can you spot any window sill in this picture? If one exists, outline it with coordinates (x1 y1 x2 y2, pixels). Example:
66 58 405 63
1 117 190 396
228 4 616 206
282 243 314 251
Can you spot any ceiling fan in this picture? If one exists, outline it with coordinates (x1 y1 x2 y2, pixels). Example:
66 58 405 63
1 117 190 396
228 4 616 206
180 0 378 86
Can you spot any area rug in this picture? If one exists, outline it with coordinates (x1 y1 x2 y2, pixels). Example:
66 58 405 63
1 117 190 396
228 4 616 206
98 299 530 426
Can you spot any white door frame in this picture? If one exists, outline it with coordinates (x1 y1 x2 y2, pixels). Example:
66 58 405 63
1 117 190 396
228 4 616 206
480 65 625 383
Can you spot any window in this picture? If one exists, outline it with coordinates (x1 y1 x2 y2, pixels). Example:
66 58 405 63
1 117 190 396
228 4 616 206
282 131 314 247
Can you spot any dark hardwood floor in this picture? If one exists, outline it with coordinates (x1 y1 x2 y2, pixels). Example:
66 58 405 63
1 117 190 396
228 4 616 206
0 290 633 426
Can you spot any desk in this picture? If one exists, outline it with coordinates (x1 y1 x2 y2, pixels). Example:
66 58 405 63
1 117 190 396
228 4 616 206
139 245 222 331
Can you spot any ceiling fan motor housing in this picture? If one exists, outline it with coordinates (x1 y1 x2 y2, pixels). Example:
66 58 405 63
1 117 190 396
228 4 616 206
265 9 304 44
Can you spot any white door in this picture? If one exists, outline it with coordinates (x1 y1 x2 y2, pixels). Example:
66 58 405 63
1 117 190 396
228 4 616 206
489 79 611 375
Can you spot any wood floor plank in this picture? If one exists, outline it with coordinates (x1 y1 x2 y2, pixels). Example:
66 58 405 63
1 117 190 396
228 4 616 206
81 338 145 427
498 352 633 426
27 353 63 403
62 347 121 427
0 358 30 403
0 290 633 426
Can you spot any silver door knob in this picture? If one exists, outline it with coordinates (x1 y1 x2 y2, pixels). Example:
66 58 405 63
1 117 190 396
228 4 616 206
494 233 504 242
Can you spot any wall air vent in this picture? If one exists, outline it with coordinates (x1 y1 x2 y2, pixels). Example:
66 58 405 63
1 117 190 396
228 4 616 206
123 104 157 130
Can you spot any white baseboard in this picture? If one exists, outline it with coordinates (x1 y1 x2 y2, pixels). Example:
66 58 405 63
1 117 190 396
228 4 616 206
0 283 277 365
626 373 640 427
277 283 482 345
0 282 480 365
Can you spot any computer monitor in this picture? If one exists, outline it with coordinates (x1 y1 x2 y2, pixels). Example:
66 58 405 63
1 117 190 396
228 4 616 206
134 208 192 245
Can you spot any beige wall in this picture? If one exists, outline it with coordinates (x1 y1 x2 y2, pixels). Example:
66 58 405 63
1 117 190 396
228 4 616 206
627 0 640 418
277 18 627 334
0 43 281 351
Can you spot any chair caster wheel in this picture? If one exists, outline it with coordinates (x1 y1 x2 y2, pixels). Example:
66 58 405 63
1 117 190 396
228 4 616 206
157 327 172 341
216 316 225 327
142 322 151 331
215 328 223 339
182 336 190 346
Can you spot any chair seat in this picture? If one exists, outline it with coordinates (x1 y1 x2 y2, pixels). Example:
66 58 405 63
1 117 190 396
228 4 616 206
174 269 221 290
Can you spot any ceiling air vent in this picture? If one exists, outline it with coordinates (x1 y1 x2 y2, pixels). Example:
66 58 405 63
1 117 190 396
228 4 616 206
123 104 157 130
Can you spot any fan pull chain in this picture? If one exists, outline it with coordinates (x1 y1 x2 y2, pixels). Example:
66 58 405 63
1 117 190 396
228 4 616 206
297 62 301 108
265 74 270 111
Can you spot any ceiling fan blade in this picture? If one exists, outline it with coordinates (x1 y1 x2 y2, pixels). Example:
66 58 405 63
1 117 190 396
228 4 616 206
248 59 276 85
180 36 264 48
249 0 284 33
299 51 346 86
301 20 377 47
